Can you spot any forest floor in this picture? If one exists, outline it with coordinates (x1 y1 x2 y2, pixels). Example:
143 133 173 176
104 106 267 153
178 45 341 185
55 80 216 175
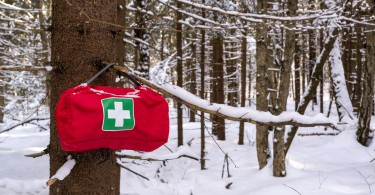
1 102 375 195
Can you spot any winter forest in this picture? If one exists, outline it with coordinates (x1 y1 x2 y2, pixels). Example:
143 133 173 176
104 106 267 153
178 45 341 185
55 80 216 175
1 0 375 194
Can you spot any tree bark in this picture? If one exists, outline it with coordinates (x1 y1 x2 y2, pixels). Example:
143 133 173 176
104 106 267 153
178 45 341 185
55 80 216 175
272 0 297 177
239 32 247 145
226 28 238 107
255 0 269 170
117 0 126 67
357 1 375 145
294 32 301 111
176 1 184 146
188 32 197 122
200 0 206 169
50 1 120 194
134 0 150 79
211 35 225 140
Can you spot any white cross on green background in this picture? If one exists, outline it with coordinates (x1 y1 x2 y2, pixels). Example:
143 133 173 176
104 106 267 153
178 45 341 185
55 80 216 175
101 98 135 131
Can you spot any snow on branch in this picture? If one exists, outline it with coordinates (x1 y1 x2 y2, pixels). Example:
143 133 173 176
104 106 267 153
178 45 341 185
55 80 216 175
47 156 76 186
113 66 338 129
176 0 337 22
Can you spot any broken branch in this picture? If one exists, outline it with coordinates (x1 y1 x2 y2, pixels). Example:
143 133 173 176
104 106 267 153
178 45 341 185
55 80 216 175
25 146 49 158
47 155 76 186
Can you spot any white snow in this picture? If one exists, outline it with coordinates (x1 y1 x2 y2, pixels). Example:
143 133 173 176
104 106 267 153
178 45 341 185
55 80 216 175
1 100 374 194
50 156 76 181
328 36 355 124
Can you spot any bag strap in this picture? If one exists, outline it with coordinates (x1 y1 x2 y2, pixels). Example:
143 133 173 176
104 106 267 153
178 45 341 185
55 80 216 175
86 63 141 87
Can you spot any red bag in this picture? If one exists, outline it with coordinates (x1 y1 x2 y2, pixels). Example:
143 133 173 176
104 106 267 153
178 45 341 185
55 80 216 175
56 85 169 152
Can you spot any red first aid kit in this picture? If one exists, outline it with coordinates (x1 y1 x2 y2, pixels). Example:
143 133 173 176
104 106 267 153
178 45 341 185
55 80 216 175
56 84 169 152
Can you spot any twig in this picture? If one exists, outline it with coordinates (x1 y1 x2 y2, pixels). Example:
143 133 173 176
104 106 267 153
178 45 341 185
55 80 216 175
163 145 173 153
0 66 47 71
116 154 199 161
1 117 50 134
353 168 372 194
11 117 49 131
191 109 238 168
221 153 231 178
25 146 49 158
283 184 302 195
117 162 149 181
298 133 339 137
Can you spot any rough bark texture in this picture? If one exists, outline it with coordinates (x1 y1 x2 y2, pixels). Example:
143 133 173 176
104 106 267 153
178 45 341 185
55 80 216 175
352 23 363 116
36 0 49 65
255 0 269 170
200 9 206 169
50 1 120 194
238 34 247 145
134 0 150 79
272 0 297 177
226 28 238 107
294 32 301 111
176 1 184 146
117 0 126 67
357 2 374 145
199 0 207 168
211 35 225 140
188 33 197 122
0 64 4 123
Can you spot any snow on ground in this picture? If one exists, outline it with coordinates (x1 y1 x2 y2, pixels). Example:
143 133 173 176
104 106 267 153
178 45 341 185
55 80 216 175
1 104 375 195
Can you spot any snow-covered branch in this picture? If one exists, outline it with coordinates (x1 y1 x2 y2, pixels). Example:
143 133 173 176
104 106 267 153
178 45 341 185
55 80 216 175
47 156 76 186
114 66 337 129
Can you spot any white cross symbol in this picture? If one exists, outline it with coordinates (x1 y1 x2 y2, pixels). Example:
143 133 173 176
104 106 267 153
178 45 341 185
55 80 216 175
108 102 130 127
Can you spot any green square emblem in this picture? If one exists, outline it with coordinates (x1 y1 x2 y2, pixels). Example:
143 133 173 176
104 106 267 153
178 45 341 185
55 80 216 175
101 98 135 131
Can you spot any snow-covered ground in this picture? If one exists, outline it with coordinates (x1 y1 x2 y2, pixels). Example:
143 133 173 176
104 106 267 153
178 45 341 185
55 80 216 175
1 104 375 195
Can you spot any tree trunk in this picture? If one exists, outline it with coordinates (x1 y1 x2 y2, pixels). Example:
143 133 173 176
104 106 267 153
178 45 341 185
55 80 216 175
200 1 206 169
176 1 184 146
272 0 296 177
239 33 247 145
117 0 126 67
255 0 270 170
226 28 238 107
294 32 301 111
134 0 150 79
50 1 120 194
357 2 374 145
328 37 354 123
211 35 225 140
352 23 363 116
188 32 197 122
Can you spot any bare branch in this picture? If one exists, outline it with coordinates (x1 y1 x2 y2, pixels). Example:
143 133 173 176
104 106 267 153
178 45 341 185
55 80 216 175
0 66 48 71
1 117 50 134
25 146 49 158
116 153 198 161
117 162 149 181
